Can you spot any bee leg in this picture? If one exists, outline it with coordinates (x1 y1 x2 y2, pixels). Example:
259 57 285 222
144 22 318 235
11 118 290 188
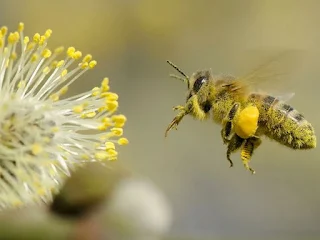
221 103 241 144
221 122 232 144
240 137 261 174
165 104 191 137
226 134 244 168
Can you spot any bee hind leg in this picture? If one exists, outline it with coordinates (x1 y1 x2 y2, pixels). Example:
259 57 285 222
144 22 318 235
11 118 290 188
240 137 261 174
221 103 241 144
226 134 244 168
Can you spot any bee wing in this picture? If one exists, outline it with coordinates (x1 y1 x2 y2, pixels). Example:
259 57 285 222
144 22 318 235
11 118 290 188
234 49 306 97
274 92 295 102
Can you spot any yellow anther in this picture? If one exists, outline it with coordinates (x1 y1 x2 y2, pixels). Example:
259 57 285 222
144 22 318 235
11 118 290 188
39 35 46 45
105 142 115 150
41 48 52 58
67 47 75 57
95 151 109 161
31 144 43 155
0 39 3 48
73 105 84 113
10 52 17 60
118 138 129 145
8 32 19 44
97 124 107 131
51 127 59 133
92 87 100 96
101 78 110 92
106 100 118 111
18 22 24 32
18 80 26 88
98 106 107 112
31 54 38 62
85 112 96 118
50 93 59 102
81 154 90 160
112 114 127 124
54 46 64 54
73 50 82 60
56 60 65 68
33 33 40 43
42 66 50 74
44 29 52 38
61 69 68 77
112 114 127 127
1 26 8 35
102 117 112 124
27 42 36 51
89 60 97 69
107 149 118 158
79 62 88 69
23 36 29 44
111 127 123 136
59 86 68 95
105 92 118 101
102 77 109 86
82 54 92 63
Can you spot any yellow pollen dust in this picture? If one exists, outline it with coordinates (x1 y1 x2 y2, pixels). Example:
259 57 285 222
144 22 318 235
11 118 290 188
234 105 260 139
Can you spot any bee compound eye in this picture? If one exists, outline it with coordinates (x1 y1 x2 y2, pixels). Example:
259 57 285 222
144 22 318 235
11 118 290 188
193 76 207 93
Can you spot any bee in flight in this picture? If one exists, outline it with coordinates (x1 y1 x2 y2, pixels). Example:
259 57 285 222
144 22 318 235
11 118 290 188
165 59 316 174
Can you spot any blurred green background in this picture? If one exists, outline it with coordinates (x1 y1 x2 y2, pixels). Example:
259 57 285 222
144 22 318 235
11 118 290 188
2 0 320 239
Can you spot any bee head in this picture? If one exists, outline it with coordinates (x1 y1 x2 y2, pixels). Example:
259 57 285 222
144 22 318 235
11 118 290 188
189 70 211 94
166 60 212 101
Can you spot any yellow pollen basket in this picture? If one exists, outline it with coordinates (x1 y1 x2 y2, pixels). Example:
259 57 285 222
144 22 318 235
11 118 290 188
234 105 259 139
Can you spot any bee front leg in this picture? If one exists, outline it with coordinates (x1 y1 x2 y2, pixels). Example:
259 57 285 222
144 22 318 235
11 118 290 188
240 136 262 174
226 134 244 168
221 103 241 144
165 105 187 137
165 96 199 137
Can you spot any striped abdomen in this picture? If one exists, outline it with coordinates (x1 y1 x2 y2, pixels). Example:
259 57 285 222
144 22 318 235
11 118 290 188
248 94 316 149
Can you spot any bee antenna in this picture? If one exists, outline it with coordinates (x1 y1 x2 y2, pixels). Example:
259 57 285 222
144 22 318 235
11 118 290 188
167 60 189 79
169 74 188 83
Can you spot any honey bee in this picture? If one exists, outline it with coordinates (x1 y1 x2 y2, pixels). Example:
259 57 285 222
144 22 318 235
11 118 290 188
165 59 316 174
